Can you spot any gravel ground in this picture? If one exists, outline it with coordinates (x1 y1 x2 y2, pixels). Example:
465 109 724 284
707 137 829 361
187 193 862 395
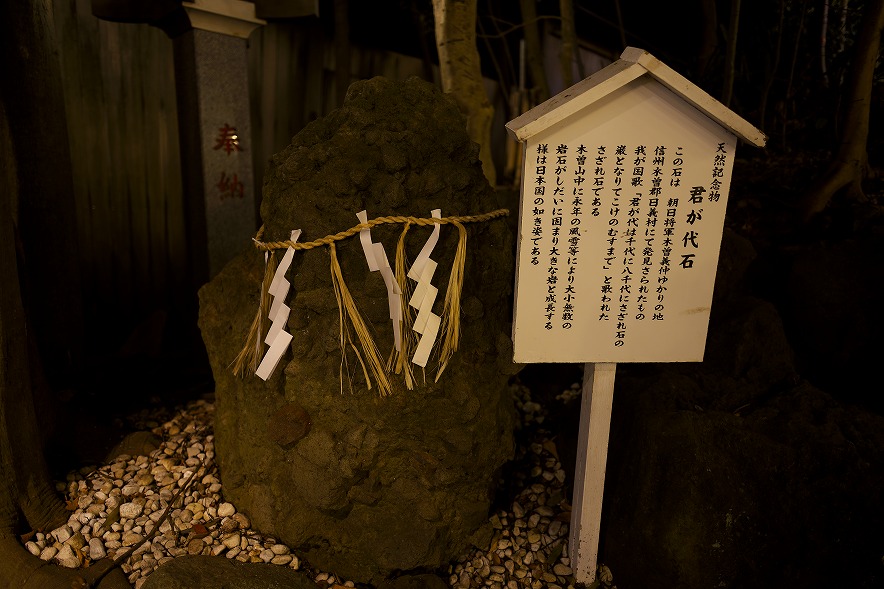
27 381 616 589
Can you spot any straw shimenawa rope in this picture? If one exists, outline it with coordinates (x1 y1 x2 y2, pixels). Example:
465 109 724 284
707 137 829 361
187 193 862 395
252 209 508 253
233 208 509 393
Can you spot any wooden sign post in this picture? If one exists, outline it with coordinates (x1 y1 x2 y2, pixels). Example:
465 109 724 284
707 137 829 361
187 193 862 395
506 47 766 584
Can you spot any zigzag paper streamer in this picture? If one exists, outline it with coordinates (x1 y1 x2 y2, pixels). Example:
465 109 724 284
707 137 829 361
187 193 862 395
357 210 380 271
357 211 403 351
256 229 301 380
409 209 442 367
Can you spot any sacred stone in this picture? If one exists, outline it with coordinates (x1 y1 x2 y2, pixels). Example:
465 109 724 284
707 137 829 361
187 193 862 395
198 76 519 584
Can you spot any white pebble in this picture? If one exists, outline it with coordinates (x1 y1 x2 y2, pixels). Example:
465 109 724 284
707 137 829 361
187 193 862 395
51 524 74 544
25 541 41 556
122 531 143 546
553 564 572 576
221 533 241 549
271 554 292 565
39 546 58 561
217 502 236 518
232 513 250 529
120 502 144 519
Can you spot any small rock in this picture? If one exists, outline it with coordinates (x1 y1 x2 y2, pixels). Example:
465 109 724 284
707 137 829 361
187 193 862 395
120 501 144 519
270 543 289 555
89 537 107 560
187 537 205 555
231 512 250 529
51 524 74 544
56 544 80 568
25 541 41 556
222 533 241 549
186 502 204 515
122 531 144 546
553 564 572 576
271 554 292 565
217 502 236 517
39 546 58 561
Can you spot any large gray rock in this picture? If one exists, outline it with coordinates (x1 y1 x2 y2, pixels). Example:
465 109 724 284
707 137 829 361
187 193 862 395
199 77 518 584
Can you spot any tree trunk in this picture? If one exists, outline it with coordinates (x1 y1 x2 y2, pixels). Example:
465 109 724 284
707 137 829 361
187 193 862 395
697 0 718 80
432 0 497 186
519 0 550 103
559 0 579 88
721 0 741 107
334 0 351 106
758 0 785 133
802 0 884 220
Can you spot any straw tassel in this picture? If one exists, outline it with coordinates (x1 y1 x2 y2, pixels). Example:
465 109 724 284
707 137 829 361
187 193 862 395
329 242 392 396
391 222 415 390
231 251 278 377
435 220 467 381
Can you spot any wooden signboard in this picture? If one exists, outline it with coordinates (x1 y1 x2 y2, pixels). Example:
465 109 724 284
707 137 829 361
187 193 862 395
506 46 766 584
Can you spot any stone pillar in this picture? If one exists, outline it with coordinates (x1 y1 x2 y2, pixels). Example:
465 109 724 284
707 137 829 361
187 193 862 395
174 0 265 284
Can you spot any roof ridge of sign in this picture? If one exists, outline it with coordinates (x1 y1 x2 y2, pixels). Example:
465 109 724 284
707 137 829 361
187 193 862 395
506 47 767 148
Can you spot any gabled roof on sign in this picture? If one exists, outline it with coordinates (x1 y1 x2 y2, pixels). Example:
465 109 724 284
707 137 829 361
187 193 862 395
506 46 767 148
